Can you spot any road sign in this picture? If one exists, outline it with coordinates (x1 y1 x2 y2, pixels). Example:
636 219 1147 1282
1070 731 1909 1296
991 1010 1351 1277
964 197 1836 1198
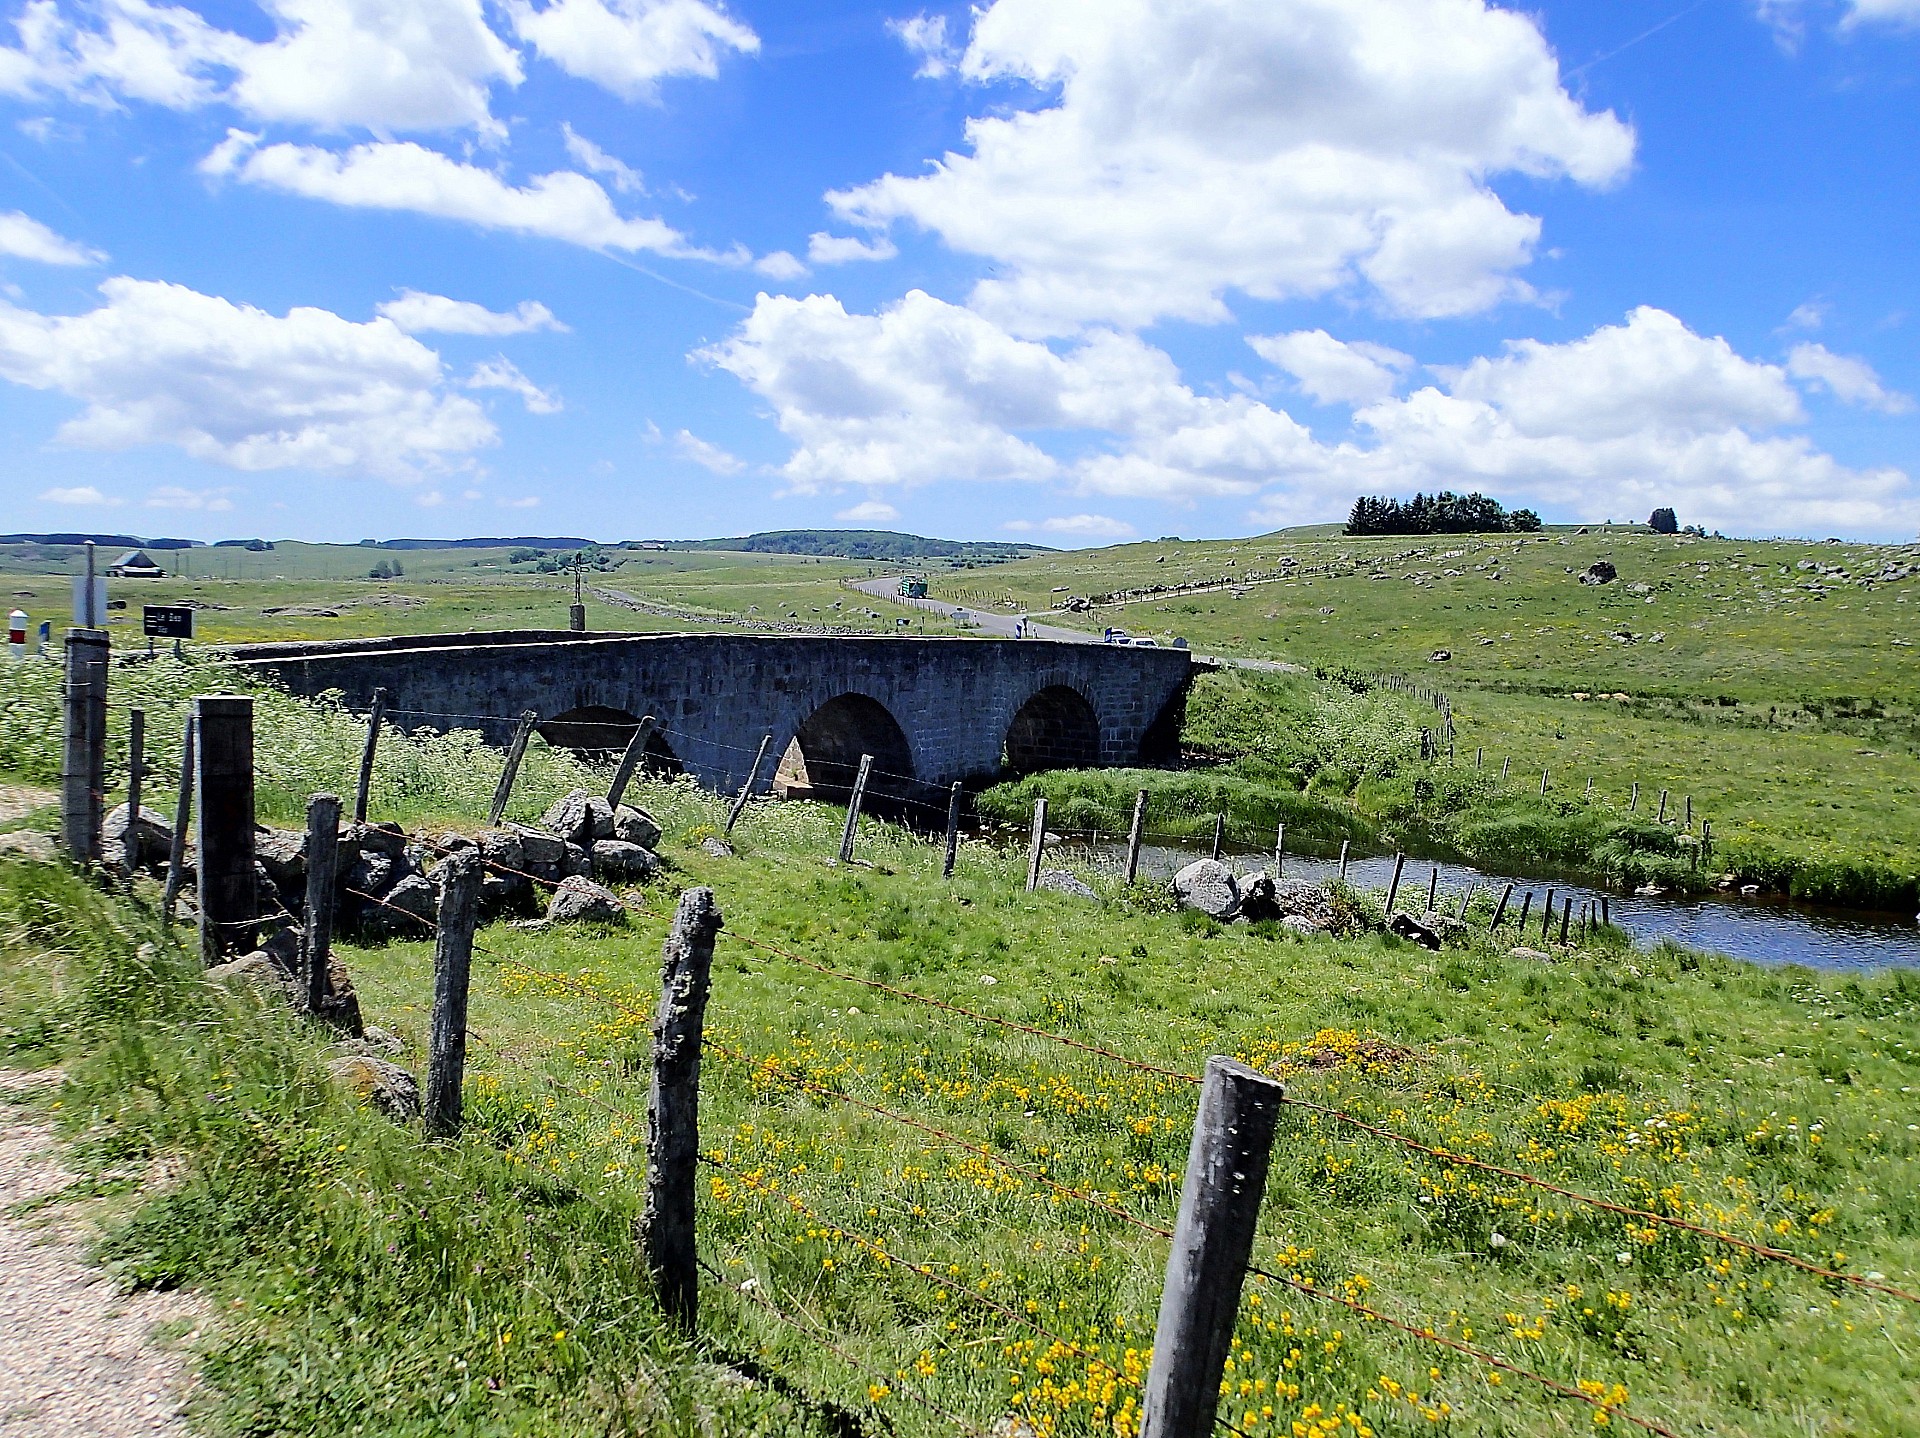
142 605 194 640
70 576 107 627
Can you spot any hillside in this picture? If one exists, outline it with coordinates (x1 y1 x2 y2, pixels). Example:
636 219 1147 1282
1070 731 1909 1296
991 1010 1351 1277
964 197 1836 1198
673 529 1052 562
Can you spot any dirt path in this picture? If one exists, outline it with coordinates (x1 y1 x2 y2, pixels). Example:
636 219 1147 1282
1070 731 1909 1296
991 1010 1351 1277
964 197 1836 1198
0 1071 203 1437
0 785 54 826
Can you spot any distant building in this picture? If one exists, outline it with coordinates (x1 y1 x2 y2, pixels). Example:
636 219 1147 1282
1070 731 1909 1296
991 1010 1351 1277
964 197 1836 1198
106 549 165 578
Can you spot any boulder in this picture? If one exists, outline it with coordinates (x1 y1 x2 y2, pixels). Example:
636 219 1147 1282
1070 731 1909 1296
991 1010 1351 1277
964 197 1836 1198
0 830 58 863
612 805 662 850
1235 870 1282 923
1428 649 1451 663
701 836 734 859
436 832 476 855
1280 915 1324 936
360 873 437 941
1172 859 1239 920
103 803 173 871
344 821 408 858
319 955 365 1037
538 789 611 847
561 842 593 878
1388 912 1442 951
1580 560 1619 586
1508 946 1552 961
206 952 298 1003
591 839 659 882
254 827 306 888
327 1055 420 1122
1035 869 1098 900
510 825 567 881
360 1026 405 1055
548 875 626 925
343 852 395 899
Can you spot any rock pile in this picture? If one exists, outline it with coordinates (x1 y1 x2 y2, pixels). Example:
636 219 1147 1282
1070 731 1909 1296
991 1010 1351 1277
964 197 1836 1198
1171 860 1343 932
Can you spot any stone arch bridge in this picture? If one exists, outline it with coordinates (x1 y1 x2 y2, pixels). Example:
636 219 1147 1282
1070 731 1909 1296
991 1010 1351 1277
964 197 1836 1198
229 631 1200 808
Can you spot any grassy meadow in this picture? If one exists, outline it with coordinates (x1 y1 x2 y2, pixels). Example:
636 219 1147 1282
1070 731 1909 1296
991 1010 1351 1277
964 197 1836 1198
4 754 1920 1437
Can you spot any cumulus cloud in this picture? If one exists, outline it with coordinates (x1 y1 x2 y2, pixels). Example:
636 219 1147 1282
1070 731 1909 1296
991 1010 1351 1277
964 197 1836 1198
889 13 957 77
0 210 104 265
1786 342 1913 414
145 484 234 510
507 0 757 100
0 0 523 135
378 290 565 335
0 276 496 476
830 0 1635 333
1034 513 1133 538
38 483 117 505
562 123 644 193
1758 0 1920 36
208 137 740 261
836 499 899 522
704 290 1915 535
466 357 561 413
674 427 744 473
1248 330 1413 406
754 250 807 280
808 231 898 265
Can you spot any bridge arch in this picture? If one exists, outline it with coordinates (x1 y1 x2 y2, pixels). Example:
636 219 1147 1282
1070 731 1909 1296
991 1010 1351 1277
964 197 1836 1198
775 692 914 804
540 705 682 774
1002 684 1101 775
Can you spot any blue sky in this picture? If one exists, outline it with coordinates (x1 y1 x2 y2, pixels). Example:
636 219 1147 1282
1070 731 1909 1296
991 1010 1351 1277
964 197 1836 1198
0 0 1915 545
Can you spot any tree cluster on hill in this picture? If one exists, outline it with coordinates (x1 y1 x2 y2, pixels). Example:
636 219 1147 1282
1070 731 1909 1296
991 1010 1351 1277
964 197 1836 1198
1344 492 1541 536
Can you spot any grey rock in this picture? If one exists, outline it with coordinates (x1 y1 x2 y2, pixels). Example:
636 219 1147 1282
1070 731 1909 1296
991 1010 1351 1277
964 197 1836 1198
344 821 408 858
1035 869 1098 900
1388 912 1442 950
254 827 306 887
561 841 593 878
327 1055 420 1122
103 802 173 871
612 805 662 849
1172 858 1239 920
1280 914 1324 936
591 839 660 881
360 1025 405 1055
0 829 58 862
319 954 365 1037
206 953 297 1003
538 789 608 847
258 924 303 977
1428 649 1451 662
343 852 395 898
1508 946 1552 961
548 875 626 925
436 832 476 855
360 873 437 940
510 824 567 879
1580 560 1619 586
1235 870 1281 922
701 836 734 858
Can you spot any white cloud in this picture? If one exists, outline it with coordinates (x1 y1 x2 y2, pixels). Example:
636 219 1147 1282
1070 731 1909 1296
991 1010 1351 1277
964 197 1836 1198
211 139 739 261
889 13 956 78
378 290 566 335
706 289 1916 535
498 494 540 507
754 250 807 280
38 483 118 505
807 231 898 265
674 428 744 473
836 499 899 523
145 484 234 510
507 0 757 100
415 488 445 506
466 357 561 413
1786 342 1914 414
0 0 523 135
0 276 496 476
0 210 104 265
1036 512 1132 538
1783 300 1826 331
562 123 644 193
1759 0 1920 35
1846 0 1920 24
830 0 1635 333
1248 329 1413 406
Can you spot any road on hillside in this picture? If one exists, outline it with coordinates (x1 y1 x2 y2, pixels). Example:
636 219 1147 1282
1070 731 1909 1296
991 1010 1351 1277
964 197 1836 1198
845 576 1300 672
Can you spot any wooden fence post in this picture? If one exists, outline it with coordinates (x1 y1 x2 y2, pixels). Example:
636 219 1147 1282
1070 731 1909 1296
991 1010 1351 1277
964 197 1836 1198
487 710 539 828
645 886 723 1333
122 707 144 881
1630 782 1639 813
1516 890 1533 934
1586 776 1595 797
1026 796 1048 892
1500 757 1511 782
1385 853 1405 914
1475 747 1483 769
606 715 659 812
162 716 194 921
352 687 387 825
60 627 109 862
1125 789 1148 885
943 782 964 879
1540 767 1550 796
838 755 874 863
1657 789 1669 824
1490 883 1513 930
1701 820 1712 860
724 733 773 835
1559 901 1572 945
1684 795 1692 829
1210 813 1225 862
424 850 482 1140
1338 840 1350 881
1272 822 1284 878
1539 889 1555 942
1138 1057 1285 1438
194 696 256 965
1426 866 1439 914
1601 896 1611 926
303 793 341 1017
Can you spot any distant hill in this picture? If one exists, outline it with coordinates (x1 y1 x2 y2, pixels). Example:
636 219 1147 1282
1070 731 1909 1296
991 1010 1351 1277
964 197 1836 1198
366 536 595 551
673 530 1053 562
0 533 200 549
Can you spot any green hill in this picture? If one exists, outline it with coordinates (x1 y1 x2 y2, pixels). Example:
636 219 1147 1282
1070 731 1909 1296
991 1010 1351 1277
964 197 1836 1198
673 529 1051 563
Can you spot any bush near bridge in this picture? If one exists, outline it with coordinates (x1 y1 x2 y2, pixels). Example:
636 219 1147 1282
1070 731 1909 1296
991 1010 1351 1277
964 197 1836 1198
3 748 1920 1437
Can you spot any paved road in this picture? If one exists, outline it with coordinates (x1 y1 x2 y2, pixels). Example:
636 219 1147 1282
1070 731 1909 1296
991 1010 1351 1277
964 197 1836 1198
845 577 1301 672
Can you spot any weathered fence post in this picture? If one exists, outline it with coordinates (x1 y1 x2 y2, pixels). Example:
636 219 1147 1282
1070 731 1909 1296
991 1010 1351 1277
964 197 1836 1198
195 695 256 965
303 793 341 1017
1426 865 1439 914
1559 900 1573 945
1630 782 1640 813
1657 788 1669 824
122 707 144 882
838 754 874 863
1458 883 1476 919
1540 767 1550 796
1500 756 1511 782
487 710 539 827
1272 822 1285 878
424 850 482 1140
1138 1057 1285 1438
1338 840 1350 881
1490 883 1514 930
1601 896 1611 926
1539 890 1556 942
60 627 109 862
1684 795 1692 829
163 716 194 921
1210 813 1225 862
1700 819 1712 860
1026 796 1048 892
352 687 387 824
645 886 723 1333
1125 789 1148 885
1516 890 1533 934
724 733 773 835
1586 775 1595 798
1385 853 1405 914
1475 747 1483 769
943 781 964 879
606 715 658 811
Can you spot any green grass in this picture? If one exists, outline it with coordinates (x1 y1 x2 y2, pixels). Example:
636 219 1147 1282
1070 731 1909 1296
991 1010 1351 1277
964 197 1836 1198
5 762 1920 1436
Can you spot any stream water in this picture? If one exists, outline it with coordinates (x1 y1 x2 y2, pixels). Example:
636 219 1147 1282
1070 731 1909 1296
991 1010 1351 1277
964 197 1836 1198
1057 839 1920 973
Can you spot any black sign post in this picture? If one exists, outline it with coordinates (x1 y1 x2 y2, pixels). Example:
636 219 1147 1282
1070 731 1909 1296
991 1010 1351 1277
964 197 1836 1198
143 606 193 657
